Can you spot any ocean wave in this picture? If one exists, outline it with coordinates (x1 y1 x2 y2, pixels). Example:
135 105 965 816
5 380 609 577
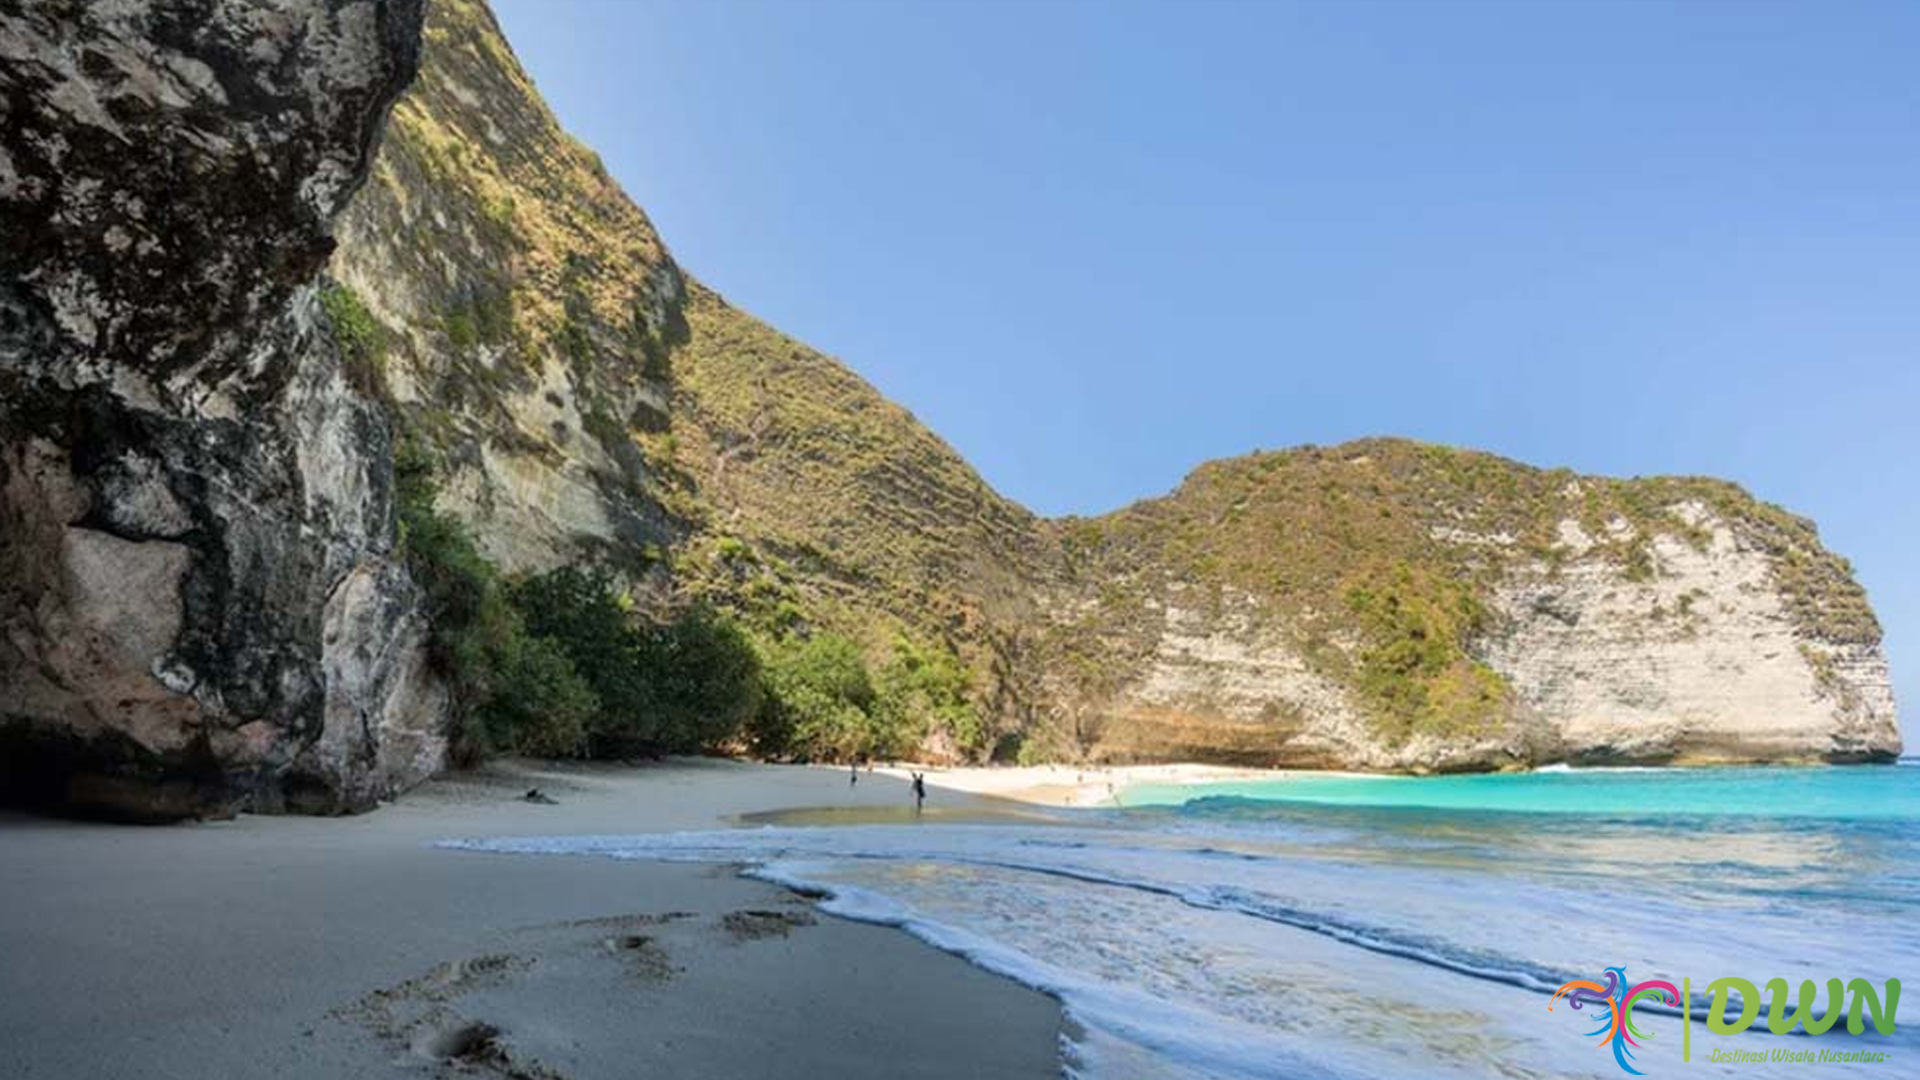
746 862 1390 1080
442 795 1918 1078
445 829 1401 1079
440 828 1709 1067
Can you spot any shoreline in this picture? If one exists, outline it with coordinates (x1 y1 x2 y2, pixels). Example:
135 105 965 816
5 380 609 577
6 757 1908 1079
0 759 1064 1080
886 761 1354 808
899 756 1909 810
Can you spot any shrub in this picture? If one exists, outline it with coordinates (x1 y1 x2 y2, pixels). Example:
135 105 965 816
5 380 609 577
645 607 763 752
394 440 597 761
751 634 893 761
1344 562 1512 745
876 637 984 759
477 633 599 757
319 283 387 395
510 566 762 756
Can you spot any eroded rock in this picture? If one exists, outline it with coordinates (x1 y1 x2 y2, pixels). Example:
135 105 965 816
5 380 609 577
0 0 445 820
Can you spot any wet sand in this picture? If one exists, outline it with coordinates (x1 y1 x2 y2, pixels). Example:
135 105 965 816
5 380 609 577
0 759 1064 1080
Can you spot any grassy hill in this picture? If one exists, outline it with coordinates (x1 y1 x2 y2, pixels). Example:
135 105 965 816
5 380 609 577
327 0 1895 770
1051 439 1878 757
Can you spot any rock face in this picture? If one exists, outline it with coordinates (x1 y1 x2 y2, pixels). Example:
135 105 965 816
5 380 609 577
327 0 1897 775
327 0 1046 631
1065 446 1899 770
1 0 1897 816
1483 509 1899 765
327 0 1048 730
0 0 445 819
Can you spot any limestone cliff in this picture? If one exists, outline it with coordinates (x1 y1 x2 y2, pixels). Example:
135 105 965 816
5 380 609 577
0 0 445 819
327 0 1895 774
1055 442 1898 770
329 0 1049 728
1 0 1898 820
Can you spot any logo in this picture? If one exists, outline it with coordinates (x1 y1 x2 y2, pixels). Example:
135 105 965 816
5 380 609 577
1549 966 1680 1075
1548 968 1902 1074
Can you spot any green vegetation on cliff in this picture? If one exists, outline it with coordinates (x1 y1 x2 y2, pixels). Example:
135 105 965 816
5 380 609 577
1060 439 1880 749
329 0 1890 771
386 414 990 766
393 440 761 761
335 0 1041 762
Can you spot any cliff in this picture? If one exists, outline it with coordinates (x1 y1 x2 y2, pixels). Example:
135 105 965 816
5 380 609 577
1053 441 1898 770
0 0 446 819
328 0 1051 740
1 0 1898 818
332 1 1890 774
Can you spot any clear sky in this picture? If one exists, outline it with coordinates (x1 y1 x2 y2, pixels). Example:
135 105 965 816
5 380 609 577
493 0 1917 743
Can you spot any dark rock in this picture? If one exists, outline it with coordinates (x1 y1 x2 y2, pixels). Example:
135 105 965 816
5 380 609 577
0 0 445 820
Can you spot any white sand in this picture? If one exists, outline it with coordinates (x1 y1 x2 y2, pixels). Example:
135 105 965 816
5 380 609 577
890 760 1313 807
0 759 1063 1080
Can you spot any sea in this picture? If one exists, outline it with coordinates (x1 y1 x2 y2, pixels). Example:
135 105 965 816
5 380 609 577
447 763 1920 1079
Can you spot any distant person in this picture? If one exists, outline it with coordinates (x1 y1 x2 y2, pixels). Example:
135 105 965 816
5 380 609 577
911 772 927 814
850 761 859 787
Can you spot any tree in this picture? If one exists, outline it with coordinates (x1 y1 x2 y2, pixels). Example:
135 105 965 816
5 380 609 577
646 606 763 753
476 633 598 757
751 633 887 761
876 637 983 760
511 568 763 757
509 566 657 752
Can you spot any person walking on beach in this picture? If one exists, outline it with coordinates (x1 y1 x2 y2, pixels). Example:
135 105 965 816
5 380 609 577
911 772 927 814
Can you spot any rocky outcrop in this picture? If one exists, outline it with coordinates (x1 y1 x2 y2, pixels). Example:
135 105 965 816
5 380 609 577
2 0 1896 814
1083 506 1900 772
1094 587 1554 772
328 2 1898 775
1482 507 1899 765
327 0 1048 633
329 0 686 575
1069 453 1900 771
328 0 1048 710
0 0 445 819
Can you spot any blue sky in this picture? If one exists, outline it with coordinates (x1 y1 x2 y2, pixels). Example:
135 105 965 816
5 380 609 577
494 0 1917 742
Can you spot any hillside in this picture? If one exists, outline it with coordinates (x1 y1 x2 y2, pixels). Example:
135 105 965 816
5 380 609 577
1048 440 1893 769
334 0 1897 773
2 0 1897 820
332 0 1044 678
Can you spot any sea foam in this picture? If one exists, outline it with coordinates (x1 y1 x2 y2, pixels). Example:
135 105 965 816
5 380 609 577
443 768 1919 1079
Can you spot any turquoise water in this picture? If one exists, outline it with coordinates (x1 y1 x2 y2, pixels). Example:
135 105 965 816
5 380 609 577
1123 762 1920 819
459 763 1920 1079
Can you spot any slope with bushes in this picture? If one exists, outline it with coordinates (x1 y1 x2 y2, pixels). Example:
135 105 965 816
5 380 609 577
326 0 1898 773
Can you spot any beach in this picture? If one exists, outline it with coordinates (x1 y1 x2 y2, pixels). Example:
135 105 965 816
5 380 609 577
0 760 1066 1080
887 762 1285 808
6 759 1915 1080
435 761 1917 1079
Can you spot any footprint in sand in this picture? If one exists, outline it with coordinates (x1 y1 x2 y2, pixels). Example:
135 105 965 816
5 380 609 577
410 1017 564 1080
603 933 679 980
719 908 817 941
337 954 561 1080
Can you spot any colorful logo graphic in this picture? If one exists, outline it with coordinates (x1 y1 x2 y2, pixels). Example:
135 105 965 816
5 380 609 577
1549 967 1680 1076
1548 969 1901 1074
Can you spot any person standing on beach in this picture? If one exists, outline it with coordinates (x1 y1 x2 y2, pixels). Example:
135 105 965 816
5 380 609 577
850 760 859 787
911 772 927 814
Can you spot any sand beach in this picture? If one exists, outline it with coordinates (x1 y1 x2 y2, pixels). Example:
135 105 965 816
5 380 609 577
0 761 1068 1080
